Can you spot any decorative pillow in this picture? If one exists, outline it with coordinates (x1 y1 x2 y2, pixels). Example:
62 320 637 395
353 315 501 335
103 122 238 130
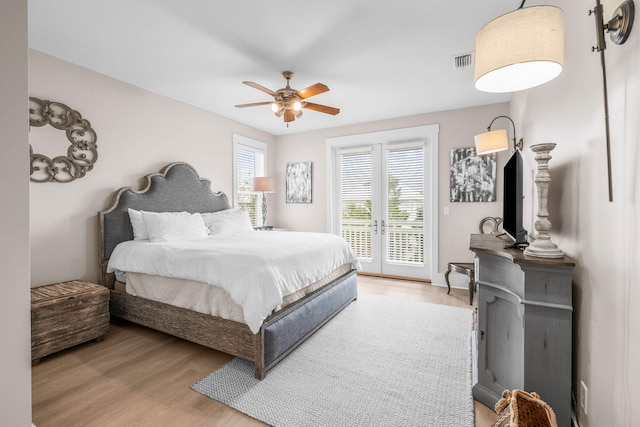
141 211 209 242
128 208 149 240
202 208 254 236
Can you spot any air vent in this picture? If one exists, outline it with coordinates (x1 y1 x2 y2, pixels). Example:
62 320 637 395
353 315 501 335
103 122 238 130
453 52 474 70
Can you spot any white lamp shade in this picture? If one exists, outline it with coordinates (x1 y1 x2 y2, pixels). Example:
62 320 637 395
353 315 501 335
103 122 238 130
474 6 565 93
252 177 276 193
474 129 509 154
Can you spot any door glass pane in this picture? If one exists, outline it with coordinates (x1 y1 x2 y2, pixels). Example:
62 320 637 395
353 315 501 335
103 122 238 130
340 151 372 260
236 147 258 226
386 146 424 264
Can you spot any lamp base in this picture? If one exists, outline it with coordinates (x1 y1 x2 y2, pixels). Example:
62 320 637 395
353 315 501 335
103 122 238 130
261 192 268 228
524 239 564 258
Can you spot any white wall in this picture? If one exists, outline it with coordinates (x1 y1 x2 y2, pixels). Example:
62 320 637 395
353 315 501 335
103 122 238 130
28 50 277 287
0 0 32 425
274 103 510 278
510 1 640 426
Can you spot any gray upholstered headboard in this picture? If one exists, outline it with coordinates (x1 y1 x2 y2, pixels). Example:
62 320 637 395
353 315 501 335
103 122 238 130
98 162 230 286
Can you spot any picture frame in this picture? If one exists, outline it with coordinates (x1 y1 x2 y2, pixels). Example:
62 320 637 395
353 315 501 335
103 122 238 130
286 161 312 203
449 147 497 202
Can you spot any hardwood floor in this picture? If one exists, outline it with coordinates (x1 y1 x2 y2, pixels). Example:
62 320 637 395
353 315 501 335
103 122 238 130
31 275 496 426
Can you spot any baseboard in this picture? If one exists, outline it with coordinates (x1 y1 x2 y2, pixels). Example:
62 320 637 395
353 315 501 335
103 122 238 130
432 271 472 290
357 272 431 283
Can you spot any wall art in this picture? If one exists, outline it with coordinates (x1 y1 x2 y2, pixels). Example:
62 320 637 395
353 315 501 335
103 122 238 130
449 147 496 202
286 161 312 203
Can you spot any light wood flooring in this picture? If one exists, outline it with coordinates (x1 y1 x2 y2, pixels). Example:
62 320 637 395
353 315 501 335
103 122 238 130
32 275 496 426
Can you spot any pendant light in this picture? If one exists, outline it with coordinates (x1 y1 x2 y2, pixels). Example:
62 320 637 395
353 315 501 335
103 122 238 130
474 3 565 93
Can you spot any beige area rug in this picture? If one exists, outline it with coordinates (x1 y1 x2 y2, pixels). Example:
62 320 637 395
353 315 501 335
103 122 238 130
192 293 474 426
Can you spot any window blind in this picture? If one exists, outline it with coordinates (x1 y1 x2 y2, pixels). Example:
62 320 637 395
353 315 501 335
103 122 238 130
339 150 372 259
386 146 424 264
236 146 259 226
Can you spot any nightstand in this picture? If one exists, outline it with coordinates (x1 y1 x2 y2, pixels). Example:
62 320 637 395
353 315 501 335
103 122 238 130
31 280 109 365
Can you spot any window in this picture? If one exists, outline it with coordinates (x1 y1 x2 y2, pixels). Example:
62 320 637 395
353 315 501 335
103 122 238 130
233 134 267 227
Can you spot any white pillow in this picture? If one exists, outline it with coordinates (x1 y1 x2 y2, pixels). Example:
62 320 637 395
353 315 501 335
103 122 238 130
128 208 149 240
202 208 254 236
141 211 209 242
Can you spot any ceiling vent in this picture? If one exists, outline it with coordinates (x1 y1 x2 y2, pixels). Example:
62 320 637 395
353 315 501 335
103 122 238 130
453 52 474 70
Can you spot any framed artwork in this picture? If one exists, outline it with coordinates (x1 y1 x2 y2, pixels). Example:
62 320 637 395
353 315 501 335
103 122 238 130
450 147 497 202
286 161 312 203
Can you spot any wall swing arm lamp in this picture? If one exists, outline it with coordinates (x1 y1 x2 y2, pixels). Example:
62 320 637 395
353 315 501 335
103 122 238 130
474 116 524 155
590 0 635 202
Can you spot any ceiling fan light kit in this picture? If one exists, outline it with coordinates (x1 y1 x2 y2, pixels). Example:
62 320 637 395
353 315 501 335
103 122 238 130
235 71 339 126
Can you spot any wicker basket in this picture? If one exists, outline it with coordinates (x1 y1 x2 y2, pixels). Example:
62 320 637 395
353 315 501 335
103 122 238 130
492 389 558 427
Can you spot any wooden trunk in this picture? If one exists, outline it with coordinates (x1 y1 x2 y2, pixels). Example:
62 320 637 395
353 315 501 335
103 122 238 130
31 280 110 365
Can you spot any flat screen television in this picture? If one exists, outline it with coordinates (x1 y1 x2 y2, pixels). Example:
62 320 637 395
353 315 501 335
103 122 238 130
502 151 528 247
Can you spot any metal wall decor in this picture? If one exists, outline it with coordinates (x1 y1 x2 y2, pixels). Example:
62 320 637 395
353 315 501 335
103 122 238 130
29 97 98 183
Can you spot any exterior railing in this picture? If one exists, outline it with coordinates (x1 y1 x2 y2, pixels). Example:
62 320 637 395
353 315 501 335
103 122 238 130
341 218 424 264
341 219 372 259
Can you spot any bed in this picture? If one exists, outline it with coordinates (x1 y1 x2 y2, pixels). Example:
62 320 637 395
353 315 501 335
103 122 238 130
98 162 359 379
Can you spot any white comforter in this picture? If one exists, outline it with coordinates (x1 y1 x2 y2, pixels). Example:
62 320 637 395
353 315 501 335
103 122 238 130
107 231 361 333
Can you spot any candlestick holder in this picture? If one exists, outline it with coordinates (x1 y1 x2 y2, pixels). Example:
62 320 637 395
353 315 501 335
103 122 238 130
524 143 564 258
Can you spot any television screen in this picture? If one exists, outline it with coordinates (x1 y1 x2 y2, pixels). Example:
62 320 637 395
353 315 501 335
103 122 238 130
502 151 528 246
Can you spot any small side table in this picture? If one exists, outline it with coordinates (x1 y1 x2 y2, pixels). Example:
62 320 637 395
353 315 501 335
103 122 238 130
31 280 109 365
444 262 475 305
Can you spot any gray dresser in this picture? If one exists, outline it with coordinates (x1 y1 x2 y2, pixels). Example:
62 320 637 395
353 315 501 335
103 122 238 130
470 234 575 427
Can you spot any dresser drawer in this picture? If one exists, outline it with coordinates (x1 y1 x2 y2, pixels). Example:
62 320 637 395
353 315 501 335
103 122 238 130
31 280 109 364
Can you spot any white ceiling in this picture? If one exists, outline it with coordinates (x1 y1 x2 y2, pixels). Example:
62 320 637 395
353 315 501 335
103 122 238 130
28 0 541 136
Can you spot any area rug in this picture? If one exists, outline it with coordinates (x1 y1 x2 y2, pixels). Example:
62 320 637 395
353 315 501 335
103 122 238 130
192 293 474 427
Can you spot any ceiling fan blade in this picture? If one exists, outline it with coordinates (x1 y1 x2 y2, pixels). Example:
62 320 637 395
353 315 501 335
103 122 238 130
243 81 277 96
235 101 274 108
296 83 329 99
303 102 340 115
284 109 295 122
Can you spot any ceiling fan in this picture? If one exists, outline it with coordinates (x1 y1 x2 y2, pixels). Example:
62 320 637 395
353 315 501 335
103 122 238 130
235 71 340 124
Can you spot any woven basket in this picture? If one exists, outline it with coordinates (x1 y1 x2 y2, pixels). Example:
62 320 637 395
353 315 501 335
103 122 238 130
492 389 558 427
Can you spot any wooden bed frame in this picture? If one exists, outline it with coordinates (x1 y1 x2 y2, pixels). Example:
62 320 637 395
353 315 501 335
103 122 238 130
98 162 358 379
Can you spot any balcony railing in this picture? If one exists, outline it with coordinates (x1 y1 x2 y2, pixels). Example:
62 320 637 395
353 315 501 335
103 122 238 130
341 218 424 264
341 219 372 259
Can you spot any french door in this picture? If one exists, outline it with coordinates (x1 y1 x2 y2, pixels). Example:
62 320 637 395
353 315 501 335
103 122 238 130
335 140 430 279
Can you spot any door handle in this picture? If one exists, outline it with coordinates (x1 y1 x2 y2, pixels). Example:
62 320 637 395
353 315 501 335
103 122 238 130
373 220 378 234
381 220 386 235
